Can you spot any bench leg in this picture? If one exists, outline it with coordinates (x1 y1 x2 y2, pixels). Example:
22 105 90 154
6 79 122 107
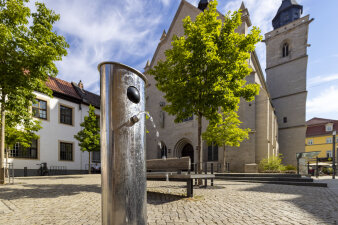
187 179 193 197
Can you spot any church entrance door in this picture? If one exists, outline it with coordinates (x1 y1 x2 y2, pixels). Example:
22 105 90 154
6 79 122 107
181 143 194 164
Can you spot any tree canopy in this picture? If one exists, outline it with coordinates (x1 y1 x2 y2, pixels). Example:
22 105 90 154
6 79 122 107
0 0 69 184
74 105 100 173
148 0 262 174
202 110 250 148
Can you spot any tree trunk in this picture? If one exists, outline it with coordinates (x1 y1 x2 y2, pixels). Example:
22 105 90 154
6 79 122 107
5 147 8 178
197 112 203 185
0 106 5 184
223 145 226 173
88 152 91 174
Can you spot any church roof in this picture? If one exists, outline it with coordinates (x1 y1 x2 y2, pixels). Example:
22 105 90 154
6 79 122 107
276 0 302 15
272 0 303 29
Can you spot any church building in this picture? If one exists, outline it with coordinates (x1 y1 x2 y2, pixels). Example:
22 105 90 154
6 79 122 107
145 0 311 172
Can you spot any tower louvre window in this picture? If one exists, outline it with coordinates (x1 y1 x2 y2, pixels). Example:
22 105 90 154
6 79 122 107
282 43 289 57
283 117 287 123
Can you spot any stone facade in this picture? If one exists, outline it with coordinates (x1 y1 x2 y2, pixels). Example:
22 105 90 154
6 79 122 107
265 15 313 166
145 0 278 173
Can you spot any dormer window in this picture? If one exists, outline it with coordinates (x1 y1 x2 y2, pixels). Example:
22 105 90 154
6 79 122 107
282 43 289 57
326 123 333 132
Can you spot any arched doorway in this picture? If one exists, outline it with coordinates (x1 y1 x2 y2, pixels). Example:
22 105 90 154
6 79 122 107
181 143 194 163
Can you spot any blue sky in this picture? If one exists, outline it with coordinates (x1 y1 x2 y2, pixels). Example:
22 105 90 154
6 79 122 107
28 0 338 121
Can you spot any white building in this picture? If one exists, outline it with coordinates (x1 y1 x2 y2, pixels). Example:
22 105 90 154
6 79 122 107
8 77 101 176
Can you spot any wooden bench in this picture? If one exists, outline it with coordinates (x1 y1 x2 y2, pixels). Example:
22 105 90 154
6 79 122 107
146 157 215 197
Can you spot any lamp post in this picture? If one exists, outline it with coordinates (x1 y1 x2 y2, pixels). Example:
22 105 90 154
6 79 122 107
333 130 336 179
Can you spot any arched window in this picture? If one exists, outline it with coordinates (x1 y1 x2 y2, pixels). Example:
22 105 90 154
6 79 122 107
282 43 289 57
159 142 168 159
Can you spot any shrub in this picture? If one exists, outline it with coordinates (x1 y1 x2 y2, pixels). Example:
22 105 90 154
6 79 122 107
283 164 296 171
322 167 333 175
259 154 285 173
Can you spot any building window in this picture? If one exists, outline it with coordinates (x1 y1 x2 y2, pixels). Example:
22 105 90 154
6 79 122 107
326 151 332 158
283 117 287 123
282 43 289 57
32 99 47 120
326 137 332 144
325 124 333 132
60 142 73 161
92 151 100 163
60 105 73 125
307 139 313 145
9 140 38 159
208 143 218 161
182 115 193 122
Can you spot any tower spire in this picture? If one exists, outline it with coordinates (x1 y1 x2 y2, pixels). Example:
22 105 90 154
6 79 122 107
272 0 303 29
198 0 209 11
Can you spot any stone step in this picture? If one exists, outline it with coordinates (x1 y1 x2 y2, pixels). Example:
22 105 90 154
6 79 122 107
215 176 313 182
215 173 301 178
215 179 328 187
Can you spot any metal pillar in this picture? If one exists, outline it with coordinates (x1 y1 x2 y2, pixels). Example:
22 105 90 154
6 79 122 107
99 62 147 225
316 157 319 178
332 131 336 179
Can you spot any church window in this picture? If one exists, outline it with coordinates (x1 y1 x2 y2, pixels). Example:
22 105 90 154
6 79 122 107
283 117 287 123
208 143 218 161
182 115 193 122
282 43 289 57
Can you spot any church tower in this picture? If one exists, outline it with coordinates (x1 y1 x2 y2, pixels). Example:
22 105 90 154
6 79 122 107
265 0 313 165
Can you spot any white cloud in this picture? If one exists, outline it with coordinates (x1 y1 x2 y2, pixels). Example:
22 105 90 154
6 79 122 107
26 0 312 95
221 0 282 76
307 86 338 120
308 74 338 87
28 0 167 94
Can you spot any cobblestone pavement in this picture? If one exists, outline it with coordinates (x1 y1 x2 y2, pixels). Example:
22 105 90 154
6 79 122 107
0 174 337 225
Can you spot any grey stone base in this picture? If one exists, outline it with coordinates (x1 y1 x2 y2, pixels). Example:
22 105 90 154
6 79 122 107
13 169 88 177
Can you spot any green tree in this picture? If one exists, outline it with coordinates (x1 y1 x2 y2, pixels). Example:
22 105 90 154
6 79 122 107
149 0 261 175
202 110 250 172
4 117 41 176
0 0 69 183
74 105 100 174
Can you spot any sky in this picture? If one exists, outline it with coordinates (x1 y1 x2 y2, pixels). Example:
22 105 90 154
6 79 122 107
27 0 338 121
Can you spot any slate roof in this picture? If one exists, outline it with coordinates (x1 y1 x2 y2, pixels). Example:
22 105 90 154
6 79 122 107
72 82 101 108
46 77 100 108
276 0 303 15
306 117 338 137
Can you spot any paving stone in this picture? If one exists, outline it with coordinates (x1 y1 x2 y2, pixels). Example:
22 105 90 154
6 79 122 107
0 174 337 224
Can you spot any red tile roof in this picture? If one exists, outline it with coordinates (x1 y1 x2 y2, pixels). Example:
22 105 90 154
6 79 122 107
46 77 81 100
306 117 338 137
306 117 336 126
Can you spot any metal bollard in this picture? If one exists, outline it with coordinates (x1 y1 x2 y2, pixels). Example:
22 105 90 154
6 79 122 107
204 162 207 187
211 163 214 186
24 167 27 177
316 157 319 178
99 62 147 225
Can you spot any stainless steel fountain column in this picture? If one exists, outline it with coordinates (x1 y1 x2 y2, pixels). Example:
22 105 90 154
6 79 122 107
98 62 147 225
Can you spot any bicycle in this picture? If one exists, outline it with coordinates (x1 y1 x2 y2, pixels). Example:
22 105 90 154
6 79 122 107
36 163 49 176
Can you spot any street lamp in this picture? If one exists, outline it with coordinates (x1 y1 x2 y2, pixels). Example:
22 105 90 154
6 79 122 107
333 130 336 179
